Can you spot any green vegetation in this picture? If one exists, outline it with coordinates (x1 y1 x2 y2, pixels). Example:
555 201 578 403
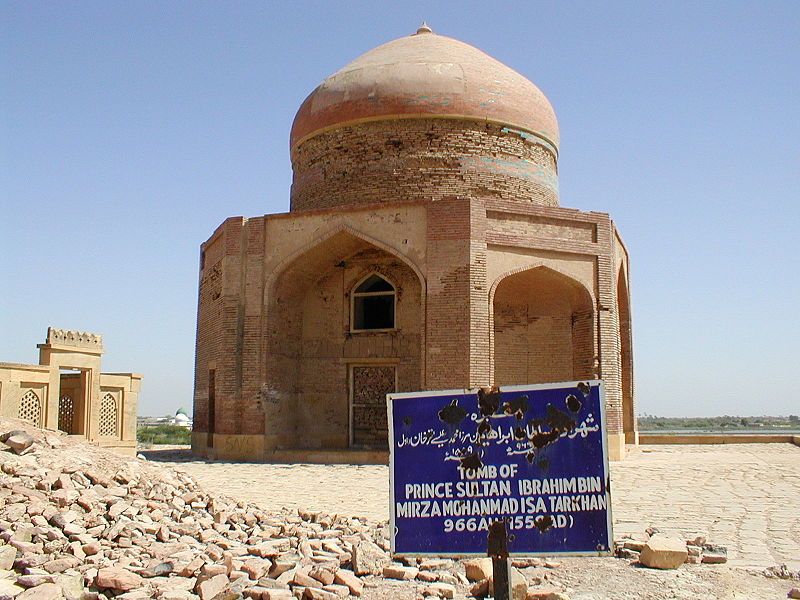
638 415 799 431
137 424 191 445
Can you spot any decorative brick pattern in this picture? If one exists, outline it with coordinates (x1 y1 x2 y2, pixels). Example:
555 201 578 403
352 365 395 405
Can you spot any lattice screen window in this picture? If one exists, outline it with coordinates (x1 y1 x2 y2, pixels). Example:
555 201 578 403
59 397 75 433
98 393 118 437
18 390 42 426
351 365 395 447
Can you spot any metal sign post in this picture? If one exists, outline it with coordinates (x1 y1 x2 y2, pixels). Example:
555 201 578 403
387 380 613 558
488 519 512 600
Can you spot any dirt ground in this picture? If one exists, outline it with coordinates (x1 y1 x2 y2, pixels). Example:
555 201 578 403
141 445 800 599
356 557 795 600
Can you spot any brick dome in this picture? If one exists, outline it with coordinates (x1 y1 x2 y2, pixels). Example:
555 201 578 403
290 26 559 151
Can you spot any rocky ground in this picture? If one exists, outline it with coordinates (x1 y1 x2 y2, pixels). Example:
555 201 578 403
0 419 797 600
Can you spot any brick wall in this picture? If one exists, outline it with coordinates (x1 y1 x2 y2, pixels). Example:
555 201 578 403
193 228 226 433
492 266 594 386
262 233 423 449
291 119 558 211
595 218 623 435
487 211 595 242
193 192 635 457
617 267 635 435
424 198 474 389
194 217 266 437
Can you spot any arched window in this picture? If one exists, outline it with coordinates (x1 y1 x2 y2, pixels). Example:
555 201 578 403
18 390 42 427
98 393 118 437
352 274 396 331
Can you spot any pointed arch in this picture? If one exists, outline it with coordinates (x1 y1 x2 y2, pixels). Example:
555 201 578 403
264 224 425 304
98 392 119 437
490 264 595 386
351 272 397 331
261 224 425 450
18 390 42 427
489 262 596 307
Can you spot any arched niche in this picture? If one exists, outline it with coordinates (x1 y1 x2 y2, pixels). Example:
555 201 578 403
265 228 424 449
492 266 595 386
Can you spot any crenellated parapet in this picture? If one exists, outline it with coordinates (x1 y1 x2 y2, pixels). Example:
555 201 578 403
45 327 104 350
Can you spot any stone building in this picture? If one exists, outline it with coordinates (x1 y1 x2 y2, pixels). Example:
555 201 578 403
0 328 141 454
192 25 635 462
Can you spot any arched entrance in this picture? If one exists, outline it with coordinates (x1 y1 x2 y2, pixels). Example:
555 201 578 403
265 229 424 450
492 266 595 386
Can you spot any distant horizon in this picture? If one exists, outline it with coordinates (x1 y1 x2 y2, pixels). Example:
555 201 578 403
639 414 798 420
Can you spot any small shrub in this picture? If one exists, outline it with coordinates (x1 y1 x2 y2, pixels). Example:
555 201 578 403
137 424 191 445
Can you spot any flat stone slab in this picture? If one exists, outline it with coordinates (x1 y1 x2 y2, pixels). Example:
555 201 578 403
639 534 688 569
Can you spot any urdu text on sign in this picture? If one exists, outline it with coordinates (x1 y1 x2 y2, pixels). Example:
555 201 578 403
388 381 613 556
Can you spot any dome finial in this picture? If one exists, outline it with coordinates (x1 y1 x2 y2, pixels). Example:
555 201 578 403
416 21 433 34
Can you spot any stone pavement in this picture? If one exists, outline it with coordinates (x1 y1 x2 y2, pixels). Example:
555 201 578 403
610 443 800 571
151 443 800 571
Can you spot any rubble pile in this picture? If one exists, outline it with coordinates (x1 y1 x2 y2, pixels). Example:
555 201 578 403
0 417 756 600
0 420 398 600
763 564 800 580
0 420 572 600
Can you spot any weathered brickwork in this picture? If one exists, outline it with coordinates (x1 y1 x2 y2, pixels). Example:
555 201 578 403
615 235 636 443
468 199 491 387
487 210 596 242
291 119 558 211
351 365 396 446
424 198 474 389
192 28 635 462
492 267 595 386
193 199 634 460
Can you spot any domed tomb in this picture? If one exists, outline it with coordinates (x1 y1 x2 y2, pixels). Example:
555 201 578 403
192 25 636 464
290 25 560 211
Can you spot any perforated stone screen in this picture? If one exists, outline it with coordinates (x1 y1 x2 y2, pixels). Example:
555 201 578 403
98 393 117 437
352 365 395 447
58 396 75 433
18 390 41 426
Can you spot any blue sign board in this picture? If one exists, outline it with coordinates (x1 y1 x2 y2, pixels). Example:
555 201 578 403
388 381 612 556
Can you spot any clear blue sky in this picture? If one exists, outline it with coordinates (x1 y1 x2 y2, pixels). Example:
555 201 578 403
2 2 798 418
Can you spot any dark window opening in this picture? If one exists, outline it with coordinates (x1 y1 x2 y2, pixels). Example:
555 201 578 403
352 274 396 331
